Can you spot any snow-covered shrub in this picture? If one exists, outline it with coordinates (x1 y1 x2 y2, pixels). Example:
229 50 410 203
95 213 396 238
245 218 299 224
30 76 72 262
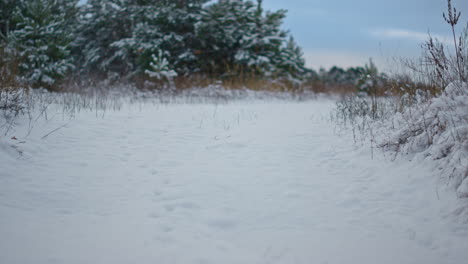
334 82 467 198
416 0 467 89
144 50 178 89
378 82 468 197
0 39 27 134
0 88 28 135
145 51 178 81
375 0 467 197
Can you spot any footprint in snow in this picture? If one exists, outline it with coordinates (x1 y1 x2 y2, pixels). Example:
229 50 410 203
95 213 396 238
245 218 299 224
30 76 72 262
206 218 238 230
161 225 173 233
163 202 200 212
148 211 161 219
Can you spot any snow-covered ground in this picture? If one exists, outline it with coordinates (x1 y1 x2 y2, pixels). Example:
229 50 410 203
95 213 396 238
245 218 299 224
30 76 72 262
0 98 467 264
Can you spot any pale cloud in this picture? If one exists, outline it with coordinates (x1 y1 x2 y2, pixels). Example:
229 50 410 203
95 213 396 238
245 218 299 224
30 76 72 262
369 28 450 44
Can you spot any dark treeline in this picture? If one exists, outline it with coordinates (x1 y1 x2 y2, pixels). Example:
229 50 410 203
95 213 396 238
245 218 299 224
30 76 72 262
0 0 385 91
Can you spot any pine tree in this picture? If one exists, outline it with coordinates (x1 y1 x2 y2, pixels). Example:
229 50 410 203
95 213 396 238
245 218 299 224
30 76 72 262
0 0 24 40
195 0 307 81
74 0 133 80
357 59 386 95
72 0 308 85
275 37 308 83
148 0 207 74
196 0 260 76
119 0 207 76
76 0 207 81
11 0 77 88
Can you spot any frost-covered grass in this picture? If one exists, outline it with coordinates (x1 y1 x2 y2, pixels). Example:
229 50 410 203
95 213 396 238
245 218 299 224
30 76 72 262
334 82 468 199
0 84 320 138
0 88 29 135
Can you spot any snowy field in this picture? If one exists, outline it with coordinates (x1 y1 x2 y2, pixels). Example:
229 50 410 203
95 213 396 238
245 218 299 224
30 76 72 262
0 97 467 264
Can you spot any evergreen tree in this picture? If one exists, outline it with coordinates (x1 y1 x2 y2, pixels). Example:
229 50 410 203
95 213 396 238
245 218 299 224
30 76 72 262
146 0 207 74
196 0 307 82
74 0 133 80
11 0 77 88
275 36 308 83
3 0 311 88
196 0 262 75
0 0 24 40
0 0 24 92
76 0 207 81
357 59 386 95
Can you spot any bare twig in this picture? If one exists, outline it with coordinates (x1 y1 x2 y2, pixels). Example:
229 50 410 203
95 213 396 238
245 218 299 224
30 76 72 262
41 123 69 140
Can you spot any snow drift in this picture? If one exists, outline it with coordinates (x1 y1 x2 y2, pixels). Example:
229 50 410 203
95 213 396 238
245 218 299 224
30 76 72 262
378 82 468 197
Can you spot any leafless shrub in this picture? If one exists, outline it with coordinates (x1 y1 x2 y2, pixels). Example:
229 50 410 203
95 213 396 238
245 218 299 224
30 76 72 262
414 0 467 89
0 44 28 135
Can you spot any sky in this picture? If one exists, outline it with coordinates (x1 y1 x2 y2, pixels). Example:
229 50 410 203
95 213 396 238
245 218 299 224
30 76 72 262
261 0 468 70
78 0 468 70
